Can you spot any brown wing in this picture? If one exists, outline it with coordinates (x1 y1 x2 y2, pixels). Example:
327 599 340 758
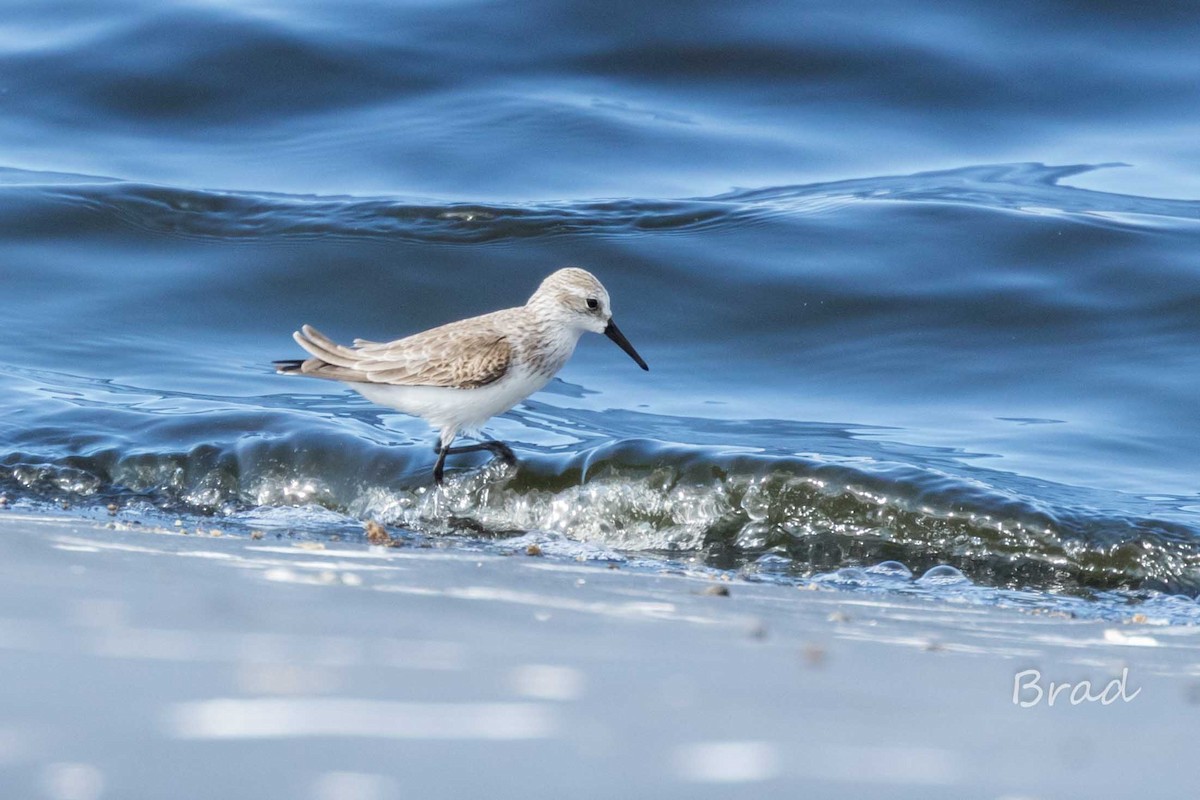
288 313 513 389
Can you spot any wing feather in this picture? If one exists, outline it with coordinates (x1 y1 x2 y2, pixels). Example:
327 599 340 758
288 312 514 389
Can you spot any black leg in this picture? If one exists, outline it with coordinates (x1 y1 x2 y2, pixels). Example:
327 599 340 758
483 441 516 463
431 439 517 485
445 441 515 463
433 445 449 486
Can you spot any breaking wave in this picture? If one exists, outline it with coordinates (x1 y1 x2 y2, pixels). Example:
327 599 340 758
4 422 1200 597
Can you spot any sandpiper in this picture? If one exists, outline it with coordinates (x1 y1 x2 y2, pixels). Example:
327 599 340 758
275 267 648 484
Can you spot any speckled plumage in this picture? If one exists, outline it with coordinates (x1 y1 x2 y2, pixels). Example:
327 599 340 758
292 315 515 388
277 267 648 484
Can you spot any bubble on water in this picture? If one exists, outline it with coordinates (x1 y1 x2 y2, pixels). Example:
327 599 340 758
916 564 971 587
752 553 793 573
812 567 871 588
865 560 914 580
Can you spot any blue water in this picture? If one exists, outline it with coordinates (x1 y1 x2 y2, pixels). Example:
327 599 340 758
3 0 1200 612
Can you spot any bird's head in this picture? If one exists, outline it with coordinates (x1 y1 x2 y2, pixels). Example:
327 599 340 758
527 267 648 370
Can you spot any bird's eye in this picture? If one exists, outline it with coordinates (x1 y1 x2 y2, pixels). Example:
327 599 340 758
586 298 599 310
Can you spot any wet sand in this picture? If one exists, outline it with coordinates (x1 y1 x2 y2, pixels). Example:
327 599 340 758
0 512 1195 799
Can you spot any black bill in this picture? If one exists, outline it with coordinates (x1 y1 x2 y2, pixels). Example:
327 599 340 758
604 319 649 371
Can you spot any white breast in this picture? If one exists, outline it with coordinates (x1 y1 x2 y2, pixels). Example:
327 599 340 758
351 364 554 440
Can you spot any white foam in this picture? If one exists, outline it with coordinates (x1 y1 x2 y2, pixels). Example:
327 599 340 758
165 698 557 740
673 741 781 783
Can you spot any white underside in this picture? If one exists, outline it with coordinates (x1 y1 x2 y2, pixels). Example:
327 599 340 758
350 366 553 444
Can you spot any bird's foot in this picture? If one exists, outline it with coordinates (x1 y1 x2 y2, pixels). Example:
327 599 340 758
480 441 516 464
432 440 517 486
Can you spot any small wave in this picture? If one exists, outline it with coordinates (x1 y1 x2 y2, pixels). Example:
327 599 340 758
4 431 1200 598
4 162 1198 245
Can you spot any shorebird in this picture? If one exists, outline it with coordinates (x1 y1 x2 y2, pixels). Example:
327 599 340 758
275 267 648 485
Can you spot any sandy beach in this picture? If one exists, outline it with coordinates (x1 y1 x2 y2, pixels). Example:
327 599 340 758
1 512 1194 799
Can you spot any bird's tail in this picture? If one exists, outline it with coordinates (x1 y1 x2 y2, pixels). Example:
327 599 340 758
275 326 370 380
273 359 305 374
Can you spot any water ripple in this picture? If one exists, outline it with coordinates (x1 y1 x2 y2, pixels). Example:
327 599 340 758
4 162 1196 246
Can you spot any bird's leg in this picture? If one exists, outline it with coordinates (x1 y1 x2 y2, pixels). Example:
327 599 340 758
481 440 516 464
431 437 517 485
444 441 515 462
433 444 449 486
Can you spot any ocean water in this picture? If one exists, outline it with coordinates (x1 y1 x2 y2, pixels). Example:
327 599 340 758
3 0 1200 616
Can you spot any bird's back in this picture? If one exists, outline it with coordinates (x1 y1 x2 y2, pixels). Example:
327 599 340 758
282 307 526 389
